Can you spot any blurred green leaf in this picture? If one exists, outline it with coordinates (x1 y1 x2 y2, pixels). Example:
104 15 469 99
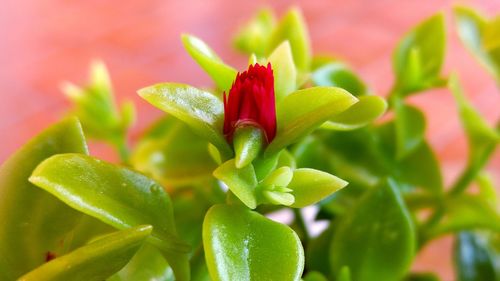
109 244 174 281
270 8 311 71
393 13 446 95
29 154 190 281
476 172 498 206
19 225 152 281
312 62 368 96
234 9 276 57
404 272 441 281
393 100 426 159
322 95 387 131
454 6 500 81
267 87 358 155
267 41 297 103
0 118 91 280
337 267 352 281
203 204 304 281
139 83 232 159
288 168 347 208
425 195 500 239
131 116 217 186
306 226 334 276
62 61 134 160
330 179 416 281
213 159 258 209
303 271 328 281
453 232 498 281
181 34 238 91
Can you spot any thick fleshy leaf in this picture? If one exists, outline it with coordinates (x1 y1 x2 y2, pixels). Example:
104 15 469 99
109 244 174 281
29 154 190 281
454 6 500 80
267 41 297 103
288 168 347 208
203 204 304 281
448 75 499 165
138 83 232 159
233 126 264 169
181 34 238 91
213 159 258 209
330 179 415 281
312 62 368 96
321 95 387 131
0 118 89 280
394 100 426 159
453 232 497 281
393 13 446 95
131 116 217 186
234 9 276 57
269 8 311 71
266 87 358 155
19 225 152 281
424 195 500 239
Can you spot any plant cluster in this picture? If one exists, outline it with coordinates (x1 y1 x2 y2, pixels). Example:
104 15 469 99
0 5 499 281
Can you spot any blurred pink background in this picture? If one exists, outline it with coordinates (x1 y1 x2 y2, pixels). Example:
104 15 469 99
1 0 499 280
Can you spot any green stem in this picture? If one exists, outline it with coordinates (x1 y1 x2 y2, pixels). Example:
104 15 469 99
293 208 310 243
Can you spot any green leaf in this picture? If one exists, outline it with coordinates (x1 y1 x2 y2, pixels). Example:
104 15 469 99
337 267 352 281
270 7 311 71
131 116 217 186
321 95 387 131
404 272 441 281
29 154 190 281
330 179 416 281
288 168 347 208
203 204 304 281
19 225 152 281
267 41 297 103
303 271 328 281
266 87 358 155
453 232 497 281
234 126 265 169
394 100 426 158
312 62 368 96
448 74 499 165
138 83 232 159
181 34 238 91
393 13 446 95
425 195 500 239
0 118 89 280
454 6 500 80
233 9 276 57
110 244 174 281
213 159 258 209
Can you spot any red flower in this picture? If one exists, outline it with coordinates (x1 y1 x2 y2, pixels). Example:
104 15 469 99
223 63 276 143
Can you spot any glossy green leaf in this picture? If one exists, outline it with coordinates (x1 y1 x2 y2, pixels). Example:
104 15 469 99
270 8 311 71
234 126 264 169
181 34 238 91
0 118 89 280
312 62 368 96
109 244 174 281
131 116 217 186
288 168 347 208
425 195 500 239
203 204 304 281
267 41 297 103
393 13 446 95
266 87 358 155
138 83 232 159
448 74 499 165
453 232 497 281
454 6 500 80
29 154 190 281
321 95 387 131
234 9 276 57
393 100 426 159
213 159 258 209
19 225 152 281
330 179 415 281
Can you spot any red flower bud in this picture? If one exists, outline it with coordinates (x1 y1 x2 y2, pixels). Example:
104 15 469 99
223 63 276 143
